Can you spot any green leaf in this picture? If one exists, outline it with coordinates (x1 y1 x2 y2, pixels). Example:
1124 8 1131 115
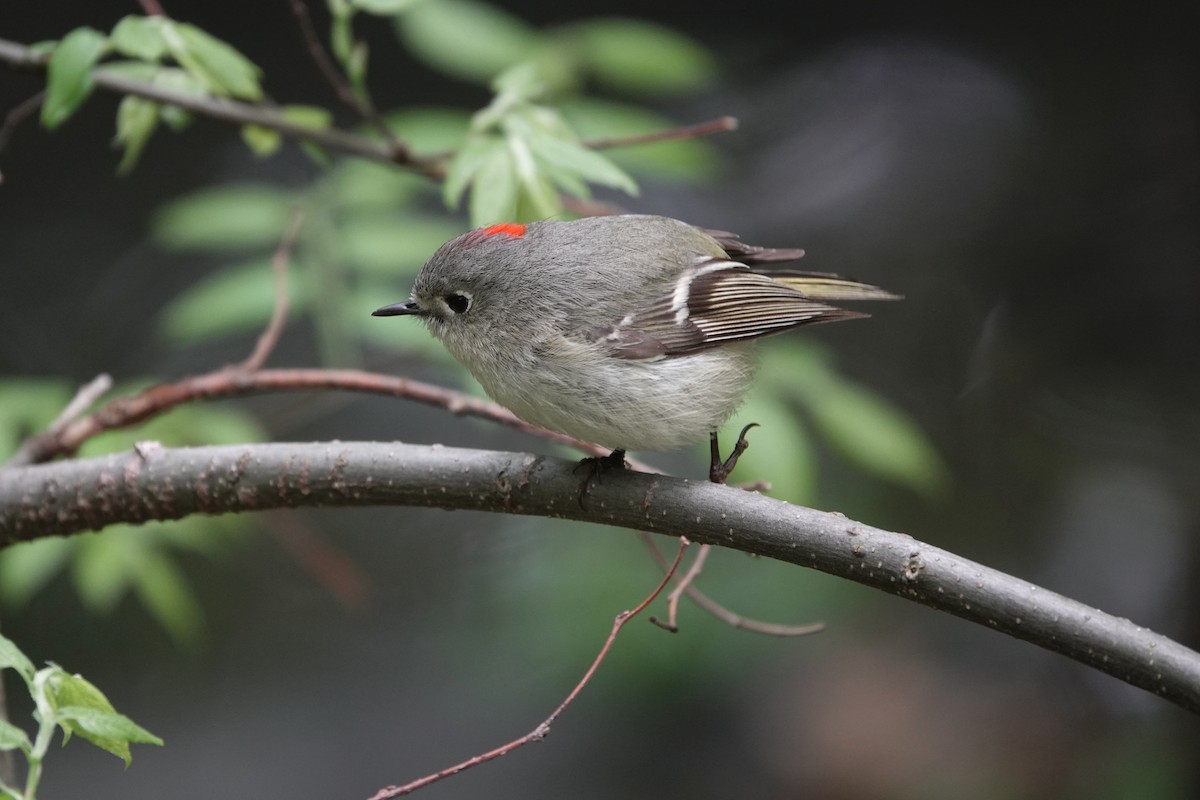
524 125 638 195
110 15 167 61
564 18 716 95
330 11 354 64
345 40 369 88
442 134 501 209
353 0 425 14
0 718 31 752
558 98 720 182
279 105 334 162
71 532 139 615
65 523 218 649
395 0 539 84
281 104 333 131
383 106 471 153
54 706 163 748
716 392 818 504
165 21 263 100
328 158 427 210
532 154 589 198
0 538 76 610
762 344 948 498
48 675 163 764
46 667 110 709
803 377 949 498
151 64 208 95
337 215 462 275
96 59 160 82
42 27 108 129
507 132 559 220
131 549 205 649
467 141 518 225
491 61 547 100
149 66 206 130
299 138 334 167
158 258 309 343
159 106 192 132
0 633 36 682
114 94 159 174
241 123 282 156
152 184 295 250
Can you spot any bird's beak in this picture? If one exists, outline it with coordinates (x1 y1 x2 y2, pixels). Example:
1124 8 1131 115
372 300 425 317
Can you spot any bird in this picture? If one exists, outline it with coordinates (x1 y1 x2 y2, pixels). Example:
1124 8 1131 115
373 214 899 482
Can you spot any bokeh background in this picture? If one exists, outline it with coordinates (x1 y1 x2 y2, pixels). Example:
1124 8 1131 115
2 1 1198 798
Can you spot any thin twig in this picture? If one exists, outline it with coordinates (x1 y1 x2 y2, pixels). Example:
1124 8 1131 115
639 531 825 637
287 0 402 148
421 115 741 165
48 374 114 433
650 542 711 632
2 374 114 468
581 115 739 151
0 90 44 154
288 0 356 104
5 368 603 466
367 538 691 799
234 209 303 372
137 0 166 16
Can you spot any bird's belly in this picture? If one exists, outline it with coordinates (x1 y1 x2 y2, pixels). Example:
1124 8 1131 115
478 346 756 453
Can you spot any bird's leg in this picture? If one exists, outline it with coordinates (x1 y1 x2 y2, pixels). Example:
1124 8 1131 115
709 424 758 484
575 448 628 507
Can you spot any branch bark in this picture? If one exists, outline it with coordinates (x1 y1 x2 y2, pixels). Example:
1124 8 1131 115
2 440 1198 714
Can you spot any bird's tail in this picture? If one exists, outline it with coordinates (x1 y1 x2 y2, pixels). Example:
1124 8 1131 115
771 272 903 302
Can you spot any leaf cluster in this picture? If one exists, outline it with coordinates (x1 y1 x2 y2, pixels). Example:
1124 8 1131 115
42 16 271 172
0 634 161 800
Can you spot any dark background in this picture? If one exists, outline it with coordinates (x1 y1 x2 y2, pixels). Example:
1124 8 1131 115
2 2 1198 798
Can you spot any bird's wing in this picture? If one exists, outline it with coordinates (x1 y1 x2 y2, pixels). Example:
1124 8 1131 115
585 260 879 360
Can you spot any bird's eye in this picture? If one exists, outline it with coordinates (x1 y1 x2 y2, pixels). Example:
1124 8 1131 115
444 292 470 314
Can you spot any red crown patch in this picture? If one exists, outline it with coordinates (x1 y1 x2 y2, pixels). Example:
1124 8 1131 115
480 222 527 238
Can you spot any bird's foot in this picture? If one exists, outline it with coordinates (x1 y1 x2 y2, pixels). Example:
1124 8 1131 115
575 448 628 507
709 424 758 484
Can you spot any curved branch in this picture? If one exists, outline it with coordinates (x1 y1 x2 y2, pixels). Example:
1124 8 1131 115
7 368 605 466
2 441 1198 714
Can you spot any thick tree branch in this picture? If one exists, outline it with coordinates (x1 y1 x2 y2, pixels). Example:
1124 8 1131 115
2 441 1198 714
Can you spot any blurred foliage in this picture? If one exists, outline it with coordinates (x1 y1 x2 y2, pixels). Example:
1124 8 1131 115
746 342 948 504
0 379 263 648
448 517 856 698
6 0 945 650
35 1 721 219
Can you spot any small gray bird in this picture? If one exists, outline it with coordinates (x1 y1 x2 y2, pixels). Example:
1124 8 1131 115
374 214 898 481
